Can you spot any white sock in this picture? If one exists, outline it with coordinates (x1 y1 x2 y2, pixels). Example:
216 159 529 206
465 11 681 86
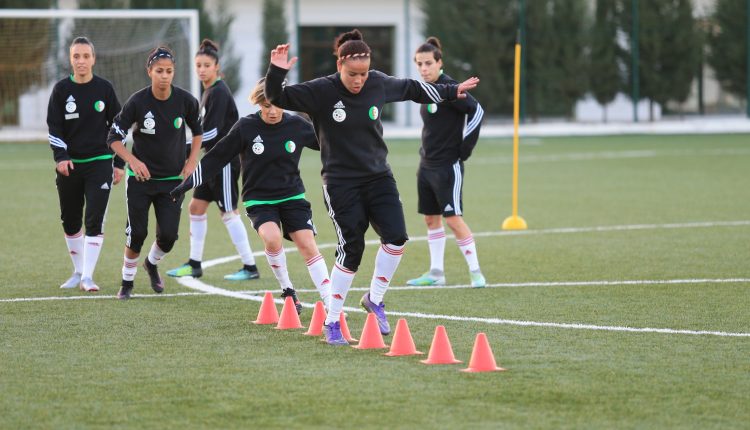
325 264 355 324
456 235 480 271
369 243 404 304
223 212 255 265
147 242 167 266
427 227 446 273
122 256 139 281
265 247 292 290
306 254 330 304
81 235 104 279
189 214 208 262
64 231 84 274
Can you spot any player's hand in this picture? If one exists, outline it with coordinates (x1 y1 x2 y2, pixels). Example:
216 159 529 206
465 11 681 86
181 158 197 179
113 167 125 185
56 160 74 176
270 44 298 70
456 77 480 99
129 158 150 181
170 180 190 202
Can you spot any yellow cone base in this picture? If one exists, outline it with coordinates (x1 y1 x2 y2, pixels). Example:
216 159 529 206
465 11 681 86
501 215 527 230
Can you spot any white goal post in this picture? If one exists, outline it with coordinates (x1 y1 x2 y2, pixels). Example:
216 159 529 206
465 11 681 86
0 8 199 141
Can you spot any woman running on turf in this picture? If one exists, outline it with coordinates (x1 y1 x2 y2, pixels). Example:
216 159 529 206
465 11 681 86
171 78 330 314
167 39 259 282
264 29 479 345
107 46 203 299
47 36 123 293
406 36 486 288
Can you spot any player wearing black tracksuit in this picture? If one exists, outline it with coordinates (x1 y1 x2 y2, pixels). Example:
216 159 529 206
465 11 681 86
107 85 201 253
47 73 122 289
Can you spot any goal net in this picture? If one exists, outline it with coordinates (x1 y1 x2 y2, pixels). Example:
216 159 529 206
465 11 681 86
0 9 199 140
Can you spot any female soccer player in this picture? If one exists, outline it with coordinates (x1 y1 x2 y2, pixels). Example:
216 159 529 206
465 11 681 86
171 78 330 314
107 46 203 300
47 36 122 292
265 30 479 344
167 39 259 281
406 37 486 288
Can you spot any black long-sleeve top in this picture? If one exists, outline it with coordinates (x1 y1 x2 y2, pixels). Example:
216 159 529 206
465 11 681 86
419 72 484 167
107 85 202 179
199 79 239 152
179 112 319 204
47 74 123 167
265 63 460 183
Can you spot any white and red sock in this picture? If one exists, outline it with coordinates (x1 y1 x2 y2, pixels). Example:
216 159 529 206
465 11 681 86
265 247 292 290
456 235 480 271
64 231 84 274
122 255 139 281
147 242 166 266
81 235 104 279
222 212 256 266
427 227 446 273
189 214 208 262
324 264 355 324
369 243 405 304
306 254 330 305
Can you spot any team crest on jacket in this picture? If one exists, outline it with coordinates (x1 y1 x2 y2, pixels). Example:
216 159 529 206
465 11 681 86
141 111 156 134
64 95 79 120
252 135 265 154
284 140 296 153
174 117 183 129
427 103 438 114
368 106 379 120
94 100 105 112
332 100 346 122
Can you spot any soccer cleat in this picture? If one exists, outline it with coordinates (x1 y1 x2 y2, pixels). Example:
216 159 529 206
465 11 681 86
280 288 302 315
79 277 100 292
143 260 164 293
470 271 486 288
406 272 446 286
322 321 349 346
360 293 390 335
166 263 203 278
60 272 82 289
224 267 260 281
117 281 134 300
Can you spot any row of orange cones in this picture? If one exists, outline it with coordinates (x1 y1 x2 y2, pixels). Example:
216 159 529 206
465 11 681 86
254 291 506 373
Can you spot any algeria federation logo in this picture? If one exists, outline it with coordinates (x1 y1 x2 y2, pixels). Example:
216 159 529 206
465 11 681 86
332 108 346 123
65 97 77 113
94 100 105 112
368 106 379 120
252 135 264 154
427 103 438 114
284 140 296 153
173 117 183 129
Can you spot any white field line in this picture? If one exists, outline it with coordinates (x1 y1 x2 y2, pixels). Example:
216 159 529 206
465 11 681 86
202 220 750 268
0 292 208 303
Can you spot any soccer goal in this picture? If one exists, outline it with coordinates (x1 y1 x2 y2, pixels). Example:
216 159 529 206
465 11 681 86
0 8 199 141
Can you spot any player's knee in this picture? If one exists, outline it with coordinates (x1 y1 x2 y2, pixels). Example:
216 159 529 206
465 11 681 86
221 211 238 224
62 219 82 236
127 233 146 254
156 237 177 253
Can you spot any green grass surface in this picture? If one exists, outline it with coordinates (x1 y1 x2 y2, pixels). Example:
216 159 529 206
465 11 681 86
1 134 749 429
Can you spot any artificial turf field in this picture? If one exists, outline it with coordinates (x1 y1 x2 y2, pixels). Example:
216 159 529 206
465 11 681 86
1 134 748 429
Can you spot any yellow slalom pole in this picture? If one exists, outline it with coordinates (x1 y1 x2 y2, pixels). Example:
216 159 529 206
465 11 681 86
502 42 528 230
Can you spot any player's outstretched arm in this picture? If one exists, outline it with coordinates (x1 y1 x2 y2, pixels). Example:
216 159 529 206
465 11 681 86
456 77 480 99
270 44 298 70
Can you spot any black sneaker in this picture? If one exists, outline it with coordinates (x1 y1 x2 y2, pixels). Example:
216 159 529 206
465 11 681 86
143 260 164 293
280 288 302 315
117 280 134 300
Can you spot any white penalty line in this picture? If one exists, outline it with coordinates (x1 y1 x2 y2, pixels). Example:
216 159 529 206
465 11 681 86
0 292 209 303
175 277 750 338
202 220 750 269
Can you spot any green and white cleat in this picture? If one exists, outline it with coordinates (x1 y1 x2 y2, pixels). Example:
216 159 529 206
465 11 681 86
60 272 82 289
470 271 486 288
406 271 446 286
166 263 202 278
224 266 260 281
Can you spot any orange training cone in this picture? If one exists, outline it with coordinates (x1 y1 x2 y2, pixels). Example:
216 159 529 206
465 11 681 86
339 312 358 342
385 318 423 357
276 296 303 329
353 313 387 349
420 325 462 364
253 291 279 325
304 301 327 336
461 333 506 373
